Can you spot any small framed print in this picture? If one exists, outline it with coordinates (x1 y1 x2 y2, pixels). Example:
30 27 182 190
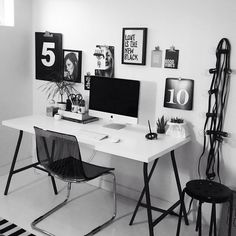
84 75 91 90
63 49 82 83
164 48 179 69
164 78 194 110
94 45 114 78
151 47 162 68
122 27 147 65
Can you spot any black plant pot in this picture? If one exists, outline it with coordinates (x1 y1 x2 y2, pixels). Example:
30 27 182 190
57 102 66 111
157 128 165 134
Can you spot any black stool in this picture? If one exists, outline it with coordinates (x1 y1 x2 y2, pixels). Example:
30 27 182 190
176 179 233 236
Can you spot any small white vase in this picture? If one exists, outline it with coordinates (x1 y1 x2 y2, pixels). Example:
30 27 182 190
166 122 189 138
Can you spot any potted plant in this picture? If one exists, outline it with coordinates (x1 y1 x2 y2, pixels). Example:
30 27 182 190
156 115 168 134
166 117 189 138
39 73 78 110
170 117 184 124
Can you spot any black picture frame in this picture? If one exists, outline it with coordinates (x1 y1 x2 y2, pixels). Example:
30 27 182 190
163 78 194 110
122 27 147 65
35 32 63 81
84 75 91 90
63 49 82 83
164 49 179 69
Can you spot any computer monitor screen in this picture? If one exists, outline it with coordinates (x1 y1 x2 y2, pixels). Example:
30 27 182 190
89 76 140 128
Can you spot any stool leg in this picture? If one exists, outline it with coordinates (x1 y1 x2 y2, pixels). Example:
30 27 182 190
176 189 186 236
228 193 233 236
196 201 202 236
213 204 217 236
196 202 200 232
209 203 216 236
199 202 202 236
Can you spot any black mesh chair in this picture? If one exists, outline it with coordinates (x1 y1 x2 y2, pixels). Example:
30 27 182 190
31 126 117 236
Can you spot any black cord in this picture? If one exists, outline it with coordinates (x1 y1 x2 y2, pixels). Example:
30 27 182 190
198 38 231 181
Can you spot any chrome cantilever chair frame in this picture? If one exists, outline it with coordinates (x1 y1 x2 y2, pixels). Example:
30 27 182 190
31 127 117 236
31 172 117 236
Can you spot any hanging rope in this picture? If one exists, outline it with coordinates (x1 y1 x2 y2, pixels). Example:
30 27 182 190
198 38 231 181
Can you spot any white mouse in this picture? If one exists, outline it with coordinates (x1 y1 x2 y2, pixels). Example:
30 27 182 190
110 137 120 143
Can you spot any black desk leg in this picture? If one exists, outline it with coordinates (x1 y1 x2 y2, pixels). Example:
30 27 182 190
129 159 158 226
144 162 154 236
170 150 189 225
4 130 23 195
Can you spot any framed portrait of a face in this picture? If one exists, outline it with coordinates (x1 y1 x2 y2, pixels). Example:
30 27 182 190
63 49 82 83
94 45 114 78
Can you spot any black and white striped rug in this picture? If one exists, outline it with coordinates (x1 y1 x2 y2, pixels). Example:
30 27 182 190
0 217 35 236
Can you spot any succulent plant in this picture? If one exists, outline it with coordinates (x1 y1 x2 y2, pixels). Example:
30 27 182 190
170 117 184 123
156 115 168 133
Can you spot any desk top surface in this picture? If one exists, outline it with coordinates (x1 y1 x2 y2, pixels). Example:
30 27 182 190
2 115 191 163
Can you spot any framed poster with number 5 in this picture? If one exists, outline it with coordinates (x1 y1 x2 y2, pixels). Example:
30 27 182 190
164 78 194 110
35 32 63 81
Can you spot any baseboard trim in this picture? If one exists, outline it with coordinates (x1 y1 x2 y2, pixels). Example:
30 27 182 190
88 176 171 208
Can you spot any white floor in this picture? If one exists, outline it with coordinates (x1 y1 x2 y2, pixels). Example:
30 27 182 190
0 169 209 236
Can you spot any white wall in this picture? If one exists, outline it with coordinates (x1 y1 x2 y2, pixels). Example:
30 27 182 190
0 0 33 171
32 0 236 208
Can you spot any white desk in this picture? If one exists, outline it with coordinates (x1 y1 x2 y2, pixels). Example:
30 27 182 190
2 115 191 236
2 115 190 162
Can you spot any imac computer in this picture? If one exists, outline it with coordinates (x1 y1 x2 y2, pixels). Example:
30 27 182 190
89 76 140 129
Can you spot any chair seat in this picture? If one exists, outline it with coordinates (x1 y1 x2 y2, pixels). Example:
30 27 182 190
47 157 114 181
185 179 232 203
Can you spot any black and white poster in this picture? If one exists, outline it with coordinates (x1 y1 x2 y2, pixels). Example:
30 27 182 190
84 75 91 90
94 45 114 78
35 32 63 81
164 78 194 110
63 49 82 83
122 27 147 65
164 49 179 69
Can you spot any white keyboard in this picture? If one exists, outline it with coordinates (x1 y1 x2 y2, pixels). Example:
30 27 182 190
78 129 108 141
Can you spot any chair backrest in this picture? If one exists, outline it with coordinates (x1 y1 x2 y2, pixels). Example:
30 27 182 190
34 126 86 180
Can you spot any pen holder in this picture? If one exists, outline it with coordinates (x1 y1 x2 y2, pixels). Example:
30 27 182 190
72 105 78 113
78 99 86 114
78 105 86 114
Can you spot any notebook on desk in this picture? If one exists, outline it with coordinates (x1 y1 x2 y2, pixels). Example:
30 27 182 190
62 116 99 124
58 110 99 124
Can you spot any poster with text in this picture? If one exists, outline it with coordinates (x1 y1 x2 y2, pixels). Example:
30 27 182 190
164 49 179 69
122 28 147 65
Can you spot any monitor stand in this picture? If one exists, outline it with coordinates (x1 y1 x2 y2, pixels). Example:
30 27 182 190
103 123 126 130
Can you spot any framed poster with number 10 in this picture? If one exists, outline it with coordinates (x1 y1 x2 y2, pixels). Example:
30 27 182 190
164 78 194 110
35 32 63 81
